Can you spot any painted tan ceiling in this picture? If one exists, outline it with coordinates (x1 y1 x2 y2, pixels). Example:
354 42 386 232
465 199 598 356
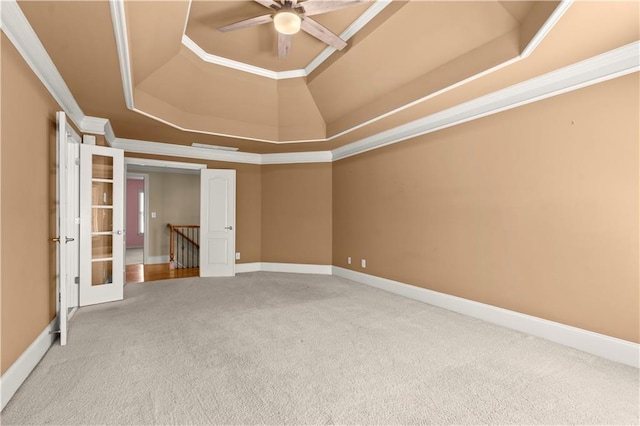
16 1 640 154
186 0 373 71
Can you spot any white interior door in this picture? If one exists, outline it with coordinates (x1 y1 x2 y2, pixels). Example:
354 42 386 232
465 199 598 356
55 112 80 345
200 169 236 277
79 144 125 306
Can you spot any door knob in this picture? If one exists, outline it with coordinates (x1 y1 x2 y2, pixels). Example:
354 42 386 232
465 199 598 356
113 230 123 235
225 226 233 230
65 237 75 243
51 237 60 243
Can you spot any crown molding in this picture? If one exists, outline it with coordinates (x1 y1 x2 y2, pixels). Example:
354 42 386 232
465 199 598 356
109 0 134 110
80 116 115 146
125 157 206 171
181 0 392 81
262 151 332 165
80 116 108 134
113 138 263 164
521 0 572 59
6 0 638 167
110 0 572 145
304 0 391 76
112 137 332 165
332 40 640 161
104 120 116 146
115 36 640 166
182 35 307 80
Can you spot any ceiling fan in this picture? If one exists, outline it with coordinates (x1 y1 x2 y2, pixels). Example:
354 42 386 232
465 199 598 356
218 0 367 59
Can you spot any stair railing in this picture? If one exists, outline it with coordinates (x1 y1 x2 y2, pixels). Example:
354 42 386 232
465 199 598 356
167 224 200 269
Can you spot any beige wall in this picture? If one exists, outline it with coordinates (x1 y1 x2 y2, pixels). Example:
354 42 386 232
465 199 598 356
261 163 332 265
333 74 640 343
2 27 637 381
147 172 200 258
1 35 61 374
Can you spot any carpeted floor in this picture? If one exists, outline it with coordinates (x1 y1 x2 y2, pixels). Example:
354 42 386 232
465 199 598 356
2 272 638 425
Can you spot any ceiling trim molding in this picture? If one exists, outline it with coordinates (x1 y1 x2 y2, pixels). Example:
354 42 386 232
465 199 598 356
109 0 134 109
110 0 573 145
80 117 115 146
521 0 572 59
125 157 206 170
182 35 307 80
8 0 637 167
114 40 640 166
114 138 263 165
303 0 391 76
1 0 85 129
262 151 332 165
112 137 332 165
181 0 392 81
332 40 640 161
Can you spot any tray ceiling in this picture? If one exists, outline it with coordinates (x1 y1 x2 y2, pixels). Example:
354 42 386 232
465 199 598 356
14 0 640 154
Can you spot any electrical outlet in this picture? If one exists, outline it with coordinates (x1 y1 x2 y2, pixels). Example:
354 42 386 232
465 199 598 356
235 252 241 260
151 212 157 219
347 257 351 265
361 259 366 268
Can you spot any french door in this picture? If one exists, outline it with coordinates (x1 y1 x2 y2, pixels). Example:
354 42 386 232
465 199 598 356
79 144 125 306
200 169 236 277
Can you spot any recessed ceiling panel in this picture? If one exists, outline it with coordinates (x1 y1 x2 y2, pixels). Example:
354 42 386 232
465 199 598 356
185 0 372 71
136 47 279 126
308 1 522 125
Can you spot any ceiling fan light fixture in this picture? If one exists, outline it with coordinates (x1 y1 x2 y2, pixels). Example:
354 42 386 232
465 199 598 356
273 11 301 35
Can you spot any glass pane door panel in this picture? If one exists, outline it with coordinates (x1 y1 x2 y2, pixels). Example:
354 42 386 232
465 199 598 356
92 181 113 205
92 155 113 180
92 208 113 232
92 235 113 258
92 260 113 286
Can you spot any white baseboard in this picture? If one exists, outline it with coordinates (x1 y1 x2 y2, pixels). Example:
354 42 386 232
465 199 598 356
0 319 57 410
146 255 169 264
235 262 261 273
333 267 639 368
235 262 332 275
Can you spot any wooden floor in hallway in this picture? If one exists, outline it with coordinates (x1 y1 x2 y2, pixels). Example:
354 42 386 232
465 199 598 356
126 263 199 283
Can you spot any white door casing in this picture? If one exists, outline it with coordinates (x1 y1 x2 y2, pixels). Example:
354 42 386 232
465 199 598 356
200 169 236 277
79 144 125 306
55 111 80 345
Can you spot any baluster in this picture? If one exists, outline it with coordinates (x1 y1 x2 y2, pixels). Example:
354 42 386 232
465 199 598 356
180 231 182 268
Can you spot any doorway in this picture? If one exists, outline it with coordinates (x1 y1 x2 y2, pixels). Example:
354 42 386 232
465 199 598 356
124 158 209 283
125 174 148 266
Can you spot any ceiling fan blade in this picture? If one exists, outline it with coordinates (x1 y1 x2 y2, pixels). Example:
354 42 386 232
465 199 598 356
218 14 273 32
254 0 282 11
278 33 293 59
300 17 347 50
298 0 368 16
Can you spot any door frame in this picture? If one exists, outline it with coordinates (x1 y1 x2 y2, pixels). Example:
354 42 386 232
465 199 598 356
125 173 149 265
55 111 81 345
124 157 207 265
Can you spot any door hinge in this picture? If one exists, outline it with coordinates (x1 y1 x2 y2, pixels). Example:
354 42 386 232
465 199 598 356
74 276 80 284
75 157 80 166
